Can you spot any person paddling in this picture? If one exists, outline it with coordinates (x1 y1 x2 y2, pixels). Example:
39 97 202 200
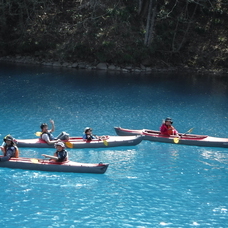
160 117 179 136
0 135 19 162
42 142 68 162
83 127 98 141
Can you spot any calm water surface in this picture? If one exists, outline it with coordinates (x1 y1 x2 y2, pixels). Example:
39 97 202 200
0 63 228 227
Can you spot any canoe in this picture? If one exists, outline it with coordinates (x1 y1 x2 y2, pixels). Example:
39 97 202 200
15 135 143 148
114 127 228 148
0 156 109 174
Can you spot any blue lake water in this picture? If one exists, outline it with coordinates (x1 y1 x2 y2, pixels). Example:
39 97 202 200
0 63 228 227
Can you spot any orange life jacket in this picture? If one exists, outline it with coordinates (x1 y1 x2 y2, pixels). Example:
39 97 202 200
167 126 175 135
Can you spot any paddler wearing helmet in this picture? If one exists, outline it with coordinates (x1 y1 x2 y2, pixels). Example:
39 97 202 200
42 141 68 162
53 142 68 162
0 135 19 162
160 117 179 136
82 127 98 141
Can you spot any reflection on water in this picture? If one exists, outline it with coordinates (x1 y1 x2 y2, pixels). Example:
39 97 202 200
200 148 228 166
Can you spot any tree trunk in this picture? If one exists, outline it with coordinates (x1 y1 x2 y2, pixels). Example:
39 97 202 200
172 0 199 53
144 0 157 46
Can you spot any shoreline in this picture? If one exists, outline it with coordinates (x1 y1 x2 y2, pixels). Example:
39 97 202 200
0 55 227 75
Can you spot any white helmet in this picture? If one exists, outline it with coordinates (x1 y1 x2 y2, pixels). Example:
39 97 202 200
55 142 65 148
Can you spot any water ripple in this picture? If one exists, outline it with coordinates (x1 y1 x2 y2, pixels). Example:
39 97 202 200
1 65 228 227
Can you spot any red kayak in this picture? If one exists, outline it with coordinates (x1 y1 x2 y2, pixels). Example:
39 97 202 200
114 127 228 148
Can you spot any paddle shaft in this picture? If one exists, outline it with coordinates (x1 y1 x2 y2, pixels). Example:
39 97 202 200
180 128 194 137
174 128 194 143
93 135 108 146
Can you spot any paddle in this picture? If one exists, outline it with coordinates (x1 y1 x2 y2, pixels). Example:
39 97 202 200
181 128 194 137
98 136 108 146
103 139 108 146
65 138 108 147
65 141 74 148
35 132 42 137
173 138 180 144
173 128 194 144
92 135 108 146
30 158 40 163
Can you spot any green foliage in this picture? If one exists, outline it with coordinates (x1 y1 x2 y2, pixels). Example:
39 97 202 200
0 0 227 71
106 7 131 22
194 26 207 35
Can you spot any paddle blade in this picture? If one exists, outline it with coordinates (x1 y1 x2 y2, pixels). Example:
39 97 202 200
31 158 39 163
35 132 42 137
173 138 180 144
103 140 108 146
65 141 74 148
188 128 194 134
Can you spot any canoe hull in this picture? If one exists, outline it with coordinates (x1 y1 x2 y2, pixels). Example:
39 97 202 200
114 127 228 148
15 135 143 148
0 157 109 174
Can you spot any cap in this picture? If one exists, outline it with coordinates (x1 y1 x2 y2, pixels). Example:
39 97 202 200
40 123 48 130
55 142 65 148
84 127 92 133
3 135 14 142
165 117 173 124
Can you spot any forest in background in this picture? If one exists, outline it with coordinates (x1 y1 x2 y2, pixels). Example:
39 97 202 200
0 0 227 72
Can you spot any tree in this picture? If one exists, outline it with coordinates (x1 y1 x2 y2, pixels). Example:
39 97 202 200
138 0 158 46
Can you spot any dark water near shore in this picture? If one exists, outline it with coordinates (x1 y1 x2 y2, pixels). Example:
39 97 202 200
0 63 228 227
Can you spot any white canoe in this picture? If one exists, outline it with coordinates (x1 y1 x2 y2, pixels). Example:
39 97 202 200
0 156 109 174
15 135 143 148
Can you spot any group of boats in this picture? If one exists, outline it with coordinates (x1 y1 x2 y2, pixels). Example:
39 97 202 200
1 126 228 174
0 134 143 174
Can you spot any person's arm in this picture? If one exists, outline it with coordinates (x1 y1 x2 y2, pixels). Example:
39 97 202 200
46 138 61 145
92 134 98 139
0 142 5 152
41 133 60 145
50 119 55 133
64 152 69 161
160 124 168 134
173 127 179 136
167 125 179 136
15 146 19 158
1 146 6 156
82 134 87 140
42 154 58 160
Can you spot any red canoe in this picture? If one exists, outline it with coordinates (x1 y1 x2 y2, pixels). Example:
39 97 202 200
114 127 228 148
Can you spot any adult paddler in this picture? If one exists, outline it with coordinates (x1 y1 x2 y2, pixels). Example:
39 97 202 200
160 117 179 136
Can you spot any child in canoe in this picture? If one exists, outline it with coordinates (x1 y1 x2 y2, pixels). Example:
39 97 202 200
42 142 68 162
83 127 98 140
0 135 19 162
